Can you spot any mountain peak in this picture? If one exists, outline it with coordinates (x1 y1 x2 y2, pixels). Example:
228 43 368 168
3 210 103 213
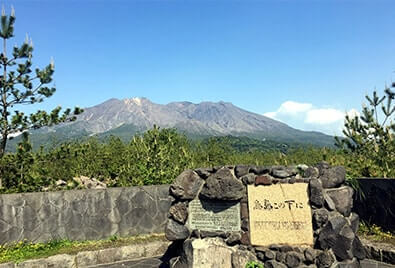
122 97 152 106
69 97 334 147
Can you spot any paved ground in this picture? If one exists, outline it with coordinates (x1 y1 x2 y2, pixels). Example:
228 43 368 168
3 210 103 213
90 258 395 268
360 259 395 268
89 256 169 268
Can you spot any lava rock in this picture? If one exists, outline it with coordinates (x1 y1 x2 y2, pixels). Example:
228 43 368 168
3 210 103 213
235 165 250 178
240 232 250 245
316 161 330 174
257 252 265 261
241 173 256 185
264 260 287 268
265 249 276 260
318 216 347 250
170 169 204 200
165 218 190 241
280 245 293 253
225 232 241 246
169 202 188 224
194 167 213 179
304 247 316 264
200 167 245 200
319 218 355 261
241 218 249 231
316 250 335 268
304 167 319 178
323 193 336 211
313 208 329 229
241 202 249 220
271 167 292 178
285 252 303 267
276 252 286 263
320 166 346 188
232 249 260 268
200 230 226 238
255 175 273 186
351 236 366 260
349 213 360 234
325 186 354 217
309 179 324 207
250 166 271 175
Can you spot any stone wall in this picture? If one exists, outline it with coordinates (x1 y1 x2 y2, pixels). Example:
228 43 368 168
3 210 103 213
0 185 172 244
353 178 395 231
165 163 367 268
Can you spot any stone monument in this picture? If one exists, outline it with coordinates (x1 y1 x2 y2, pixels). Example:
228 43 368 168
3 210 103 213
165 163 366 268
248 183 314 246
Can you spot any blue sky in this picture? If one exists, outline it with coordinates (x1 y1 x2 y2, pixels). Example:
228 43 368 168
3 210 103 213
3 0 395 135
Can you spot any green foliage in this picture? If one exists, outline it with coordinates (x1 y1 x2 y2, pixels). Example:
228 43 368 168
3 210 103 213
0 7 82 158
358 222 394 245
335 86 395 177
0 233 166 264
0 121 393 194
120 125 194 185
246 260 264 268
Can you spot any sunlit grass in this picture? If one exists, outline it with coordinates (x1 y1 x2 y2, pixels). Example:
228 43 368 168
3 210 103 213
0 233 166 264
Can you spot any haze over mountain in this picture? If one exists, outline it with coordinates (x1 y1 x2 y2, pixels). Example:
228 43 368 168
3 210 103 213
8 97 335 149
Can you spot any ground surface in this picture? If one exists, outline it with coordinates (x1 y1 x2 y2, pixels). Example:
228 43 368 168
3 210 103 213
90 256 167 268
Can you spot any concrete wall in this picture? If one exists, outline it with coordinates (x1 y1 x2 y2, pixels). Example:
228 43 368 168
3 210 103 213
353 178 395 231
0 185 172 244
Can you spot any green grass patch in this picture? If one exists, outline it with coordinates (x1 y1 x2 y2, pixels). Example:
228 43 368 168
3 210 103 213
0 233 166 264
358 222 395 246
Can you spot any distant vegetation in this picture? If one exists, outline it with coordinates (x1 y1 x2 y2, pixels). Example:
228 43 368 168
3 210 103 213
0 121 393 194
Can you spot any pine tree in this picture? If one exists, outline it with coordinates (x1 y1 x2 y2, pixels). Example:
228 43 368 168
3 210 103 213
0 6 82 158
335 85 395 177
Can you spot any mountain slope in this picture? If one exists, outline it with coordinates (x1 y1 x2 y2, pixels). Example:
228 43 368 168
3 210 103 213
7 97 335 149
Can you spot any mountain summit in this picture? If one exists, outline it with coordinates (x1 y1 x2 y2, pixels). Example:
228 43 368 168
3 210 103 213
68 97 333 146
9 97 334 148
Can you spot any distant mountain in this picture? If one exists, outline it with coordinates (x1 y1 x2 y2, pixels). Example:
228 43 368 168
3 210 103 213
7 97 335 150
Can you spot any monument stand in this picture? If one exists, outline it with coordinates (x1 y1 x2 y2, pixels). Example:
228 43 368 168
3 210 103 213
165 163 366 267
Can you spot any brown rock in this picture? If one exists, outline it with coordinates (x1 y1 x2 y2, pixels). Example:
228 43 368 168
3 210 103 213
169 202 188 224
255 175 273 186
240 232 250 245
170 170 204 200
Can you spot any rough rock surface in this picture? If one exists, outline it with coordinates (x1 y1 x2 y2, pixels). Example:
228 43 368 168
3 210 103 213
169 202 188 224
176 237 263 268
309 179 324 207
199 167 245 200
165 219 190 241
325 186 354 217
320 166 346 188
170 170 204 200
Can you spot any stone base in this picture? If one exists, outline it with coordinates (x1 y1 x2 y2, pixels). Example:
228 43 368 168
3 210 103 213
170 237 260 268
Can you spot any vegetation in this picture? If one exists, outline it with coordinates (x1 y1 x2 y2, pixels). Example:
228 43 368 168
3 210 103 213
335 85 395 177
0 7 82 187
358 222 394 246
245 261 264 268
0 124 380 193
0 233 165 264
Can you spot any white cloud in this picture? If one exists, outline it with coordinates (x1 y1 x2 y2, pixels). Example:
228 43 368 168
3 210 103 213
264 101 312 118
305 108 345 125
263 111 277 119
264 101 358 136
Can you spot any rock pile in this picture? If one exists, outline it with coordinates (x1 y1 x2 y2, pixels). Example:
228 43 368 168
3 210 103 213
165 163 366 268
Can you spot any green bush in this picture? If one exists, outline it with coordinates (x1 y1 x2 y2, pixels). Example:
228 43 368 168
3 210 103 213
335 86 395 177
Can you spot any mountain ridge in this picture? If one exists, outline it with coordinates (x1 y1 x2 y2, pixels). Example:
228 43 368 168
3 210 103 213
7 97 335 149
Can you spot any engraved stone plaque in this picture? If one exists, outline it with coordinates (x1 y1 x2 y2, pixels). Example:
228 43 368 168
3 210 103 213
247 184 314 246
187 199 240 232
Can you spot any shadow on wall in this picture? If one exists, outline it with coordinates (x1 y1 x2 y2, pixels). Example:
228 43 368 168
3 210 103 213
352 178 395 232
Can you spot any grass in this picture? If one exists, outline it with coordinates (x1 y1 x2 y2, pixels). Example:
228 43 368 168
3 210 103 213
0 233 166 264
357 222 395 246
